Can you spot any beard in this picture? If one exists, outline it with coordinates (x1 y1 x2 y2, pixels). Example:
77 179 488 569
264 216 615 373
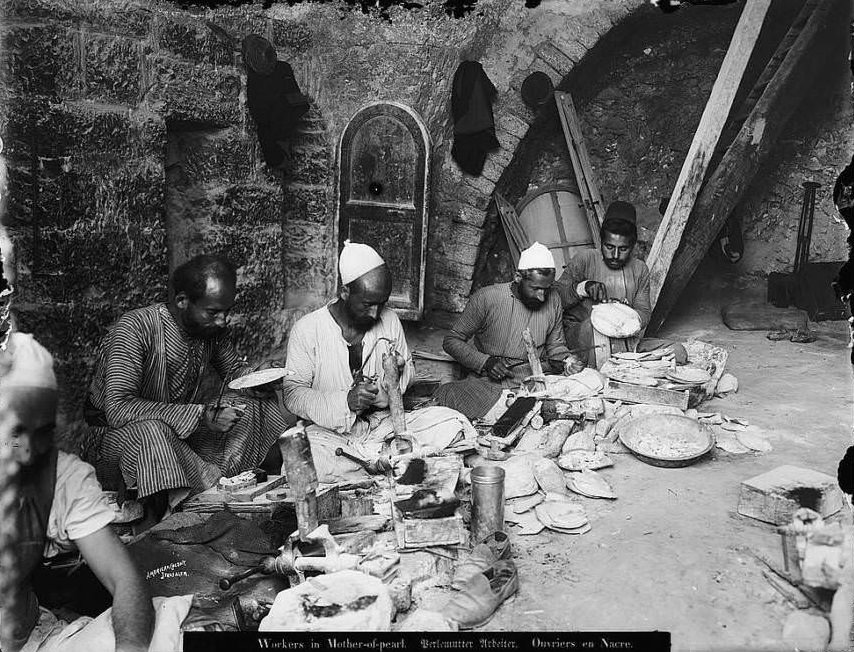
521 298 546 310
185 320 227 340
353 315 379 330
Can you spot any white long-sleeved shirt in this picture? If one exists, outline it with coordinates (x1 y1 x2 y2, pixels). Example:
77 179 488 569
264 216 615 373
281 303 414 434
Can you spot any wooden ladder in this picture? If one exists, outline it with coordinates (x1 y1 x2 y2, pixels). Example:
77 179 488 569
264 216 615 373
555 90 604 249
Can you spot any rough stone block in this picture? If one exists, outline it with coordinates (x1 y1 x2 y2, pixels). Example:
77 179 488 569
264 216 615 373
577 10 615 39
434 259 475 283
494 128 521 154
430 291 467 314
282 183 330 224
4 0 83 22
282 219 328 252
5 100 164 164
443 241 480 267
146 56 241 127
462 172 496 197
480 154 509 184
14 221 167 306
271 19 313 52
13 301 121 363
212 10 269 44
457 188 492 212
4 25 75 98
280 144 331 185
175 128 254 184
84 34 143 104
447 222 483 249
535 42 575 78
738 466 845 525
553 36 589 65
79 0 155 37
157 16 234 66
4 167 34 226
495 112 530 141
297 105 328 133
212 183 283 226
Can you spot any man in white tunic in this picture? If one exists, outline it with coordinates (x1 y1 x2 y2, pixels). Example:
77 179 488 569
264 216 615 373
281 241 477 483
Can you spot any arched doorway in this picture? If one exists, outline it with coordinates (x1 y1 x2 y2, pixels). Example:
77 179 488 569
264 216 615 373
337 102 430 320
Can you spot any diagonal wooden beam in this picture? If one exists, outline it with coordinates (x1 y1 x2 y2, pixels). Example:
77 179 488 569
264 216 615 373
645 0 773 309
648 0 844 333
709 0 820 176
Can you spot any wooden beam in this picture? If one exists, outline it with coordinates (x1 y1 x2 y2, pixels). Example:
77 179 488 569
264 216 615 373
494 191 529 265
645 0 773 309
710 0 820 174
648 0 843 332
555 91 605 246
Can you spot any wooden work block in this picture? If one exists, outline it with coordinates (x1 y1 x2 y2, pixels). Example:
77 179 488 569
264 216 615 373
603 380 689 410
226 475 288 502
738 465 844 525
395 510 466 549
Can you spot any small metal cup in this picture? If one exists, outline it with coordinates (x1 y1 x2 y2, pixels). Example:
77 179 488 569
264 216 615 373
470 466 506 543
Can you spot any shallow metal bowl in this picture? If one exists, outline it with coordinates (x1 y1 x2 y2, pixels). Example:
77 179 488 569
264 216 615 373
614 413 715 468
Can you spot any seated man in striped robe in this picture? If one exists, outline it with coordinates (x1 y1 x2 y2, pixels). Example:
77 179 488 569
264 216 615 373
280 241 477 484
85 255 295 528
437 242 585 420
555 201 684 368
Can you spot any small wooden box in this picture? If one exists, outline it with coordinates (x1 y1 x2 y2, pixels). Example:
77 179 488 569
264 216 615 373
395 509 466 549
738 465 844 525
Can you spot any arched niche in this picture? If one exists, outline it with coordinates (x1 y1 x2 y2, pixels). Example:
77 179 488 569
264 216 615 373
337 102 430 320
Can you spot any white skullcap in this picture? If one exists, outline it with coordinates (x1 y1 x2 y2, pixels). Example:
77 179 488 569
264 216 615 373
339 240 385 285
0 332 57 391
517 242 555 270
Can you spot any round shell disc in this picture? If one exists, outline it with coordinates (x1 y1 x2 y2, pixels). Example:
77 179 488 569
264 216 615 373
228 368 292 390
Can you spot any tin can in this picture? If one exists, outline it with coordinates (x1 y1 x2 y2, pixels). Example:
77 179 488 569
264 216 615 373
470 466 506 543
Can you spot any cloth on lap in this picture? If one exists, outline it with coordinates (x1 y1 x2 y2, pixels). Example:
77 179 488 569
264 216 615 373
17 596 192 652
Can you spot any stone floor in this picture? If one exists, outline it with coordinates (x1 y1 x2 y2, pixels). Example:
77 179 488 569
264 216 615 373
406 274 853 651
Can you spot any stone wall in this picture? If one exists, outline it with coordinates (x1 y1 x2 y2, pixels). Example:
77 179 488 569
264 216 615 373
1 0 643 433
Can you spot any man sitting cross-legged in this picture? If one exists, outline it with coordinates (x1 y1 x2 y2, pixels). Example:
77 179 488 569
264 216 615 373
85 254 295 529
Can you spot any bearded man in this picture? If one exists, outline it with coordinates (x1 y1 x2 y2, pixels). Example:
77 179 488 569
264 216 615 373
438 242 584 419
85 254 294 528
281 241 477 483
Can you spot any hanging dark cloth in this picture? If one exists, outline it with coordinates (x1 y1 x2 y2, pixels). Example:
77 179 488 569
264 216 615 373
0 449 58 652
451 61 500 176
246 61 310 168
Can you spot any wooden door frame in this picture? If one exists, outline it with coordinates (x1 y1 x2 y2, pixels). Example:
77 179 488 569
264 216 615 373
335 101 432 321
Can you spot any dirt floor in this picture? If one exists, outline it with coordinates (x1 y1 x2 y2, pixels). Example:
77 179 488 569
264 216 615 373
406 274 853 651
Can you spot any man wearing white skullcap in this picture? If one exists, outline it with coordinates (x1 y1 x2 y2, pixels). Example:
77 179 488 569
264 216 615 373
0 332 169 652
282 242 477 483
338 239 386 286
439 243 585 420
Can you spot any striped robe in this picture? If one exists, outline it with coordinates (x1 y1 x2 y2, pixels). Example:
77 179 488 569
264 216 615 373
86 304 291 499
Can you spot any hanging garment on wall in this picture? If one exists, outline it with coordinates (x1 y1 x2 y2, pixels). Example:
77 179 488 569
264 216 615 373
246 60 311 168
451 61 500 176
